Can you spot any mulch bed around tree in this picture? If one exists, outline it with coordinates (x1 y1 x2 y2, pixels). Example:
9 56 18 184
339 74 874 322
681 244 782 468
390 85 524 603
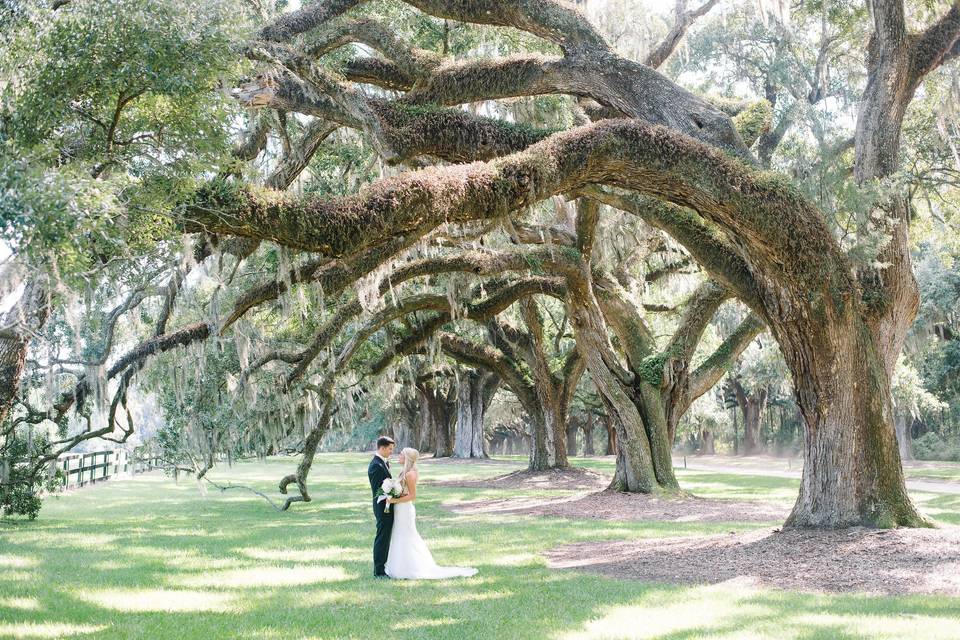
427 466 611 491
543 525 960 596
446 489 789 523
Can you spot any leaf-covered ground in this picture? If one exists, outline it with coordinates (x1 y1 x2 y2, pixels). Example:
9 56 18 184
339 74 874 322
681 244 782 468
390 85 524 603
2 453 960 639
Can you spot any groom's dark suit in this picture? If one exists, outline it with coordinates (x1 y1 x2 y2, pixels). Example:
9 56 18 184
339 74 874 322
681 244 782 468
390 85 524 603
368 454 393 577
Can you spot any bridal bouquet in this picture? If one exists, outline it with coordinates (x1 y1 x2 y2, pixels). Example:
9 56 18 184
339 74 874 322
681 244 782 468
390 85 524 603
376 478 403 513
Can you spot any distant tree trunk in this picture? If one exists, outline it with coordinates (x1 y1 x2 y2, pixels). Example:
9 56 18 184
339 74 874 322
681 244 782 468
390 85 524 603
700 426 715 455
603 413 617 455
390 392 418 450
732 381 767 455
394 415 411 450
565 419 579 456
415 378 456 457
453 371 498 459
895 414 913 462
417 392 435 454
583 414 596 456
564 236 673 492
528 399 570 471
514 299 583 472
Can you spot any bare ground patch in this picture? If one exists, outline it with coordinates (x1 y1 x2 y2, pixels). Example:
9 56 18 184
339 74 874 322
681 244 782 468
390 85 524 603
446 489 788 523
428 467 610 491
418 456 519 466
544 526 960 596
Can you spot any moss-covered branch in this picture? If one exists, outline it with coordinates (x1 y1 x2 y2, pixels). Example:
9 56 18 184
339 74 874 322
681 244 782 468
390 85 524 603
187 119 842 299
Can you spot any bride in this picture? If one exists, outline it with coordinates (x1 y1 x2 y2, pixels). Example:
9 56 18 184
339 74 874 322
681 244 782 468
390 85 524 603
385 447 478 580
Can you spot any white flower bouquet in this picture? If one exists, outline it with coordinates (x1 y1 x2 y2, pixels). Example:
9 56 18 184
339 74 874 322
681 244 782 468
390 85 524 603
376 478 403 512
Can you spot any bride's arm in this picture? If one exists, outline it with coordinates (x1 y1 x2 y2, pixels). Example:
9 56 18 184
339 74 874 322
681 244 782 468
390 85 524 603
389 472 417 504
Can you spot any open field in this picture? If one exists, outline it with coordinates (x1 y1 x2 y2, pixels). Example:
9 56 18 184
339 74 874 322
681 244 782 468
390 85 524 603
2 454 960 639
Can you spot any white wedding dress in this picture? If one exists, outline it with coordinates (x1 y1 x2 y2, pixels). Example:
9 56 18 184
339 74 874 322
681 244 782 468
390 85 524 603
385 501 478 580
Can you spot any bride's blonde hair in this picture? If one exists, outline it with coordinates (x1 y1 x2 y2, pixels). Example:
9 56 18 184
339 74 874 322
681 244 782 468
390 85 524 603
398 447 420 487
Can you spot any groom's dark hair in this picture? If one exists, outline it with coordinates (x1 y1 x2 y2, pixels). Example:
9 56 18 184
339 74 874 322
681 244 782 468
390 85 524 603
376 436 395 449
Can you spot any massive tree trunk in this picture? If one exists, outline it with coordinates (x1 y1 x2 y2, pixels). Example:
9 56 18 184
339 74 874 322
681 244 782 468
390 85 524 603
453 370 498 459
778 307 924 528
778 0 958 528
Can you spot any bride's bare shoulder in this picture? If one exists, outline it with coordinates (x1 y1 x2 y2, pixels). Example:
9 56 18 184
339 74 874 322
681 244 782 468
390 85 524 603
407 468 420 481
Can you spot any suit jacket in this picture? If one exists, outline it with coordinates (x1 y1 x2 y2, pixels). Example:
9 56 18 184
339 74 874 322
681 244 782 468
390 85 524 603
368 455 392 499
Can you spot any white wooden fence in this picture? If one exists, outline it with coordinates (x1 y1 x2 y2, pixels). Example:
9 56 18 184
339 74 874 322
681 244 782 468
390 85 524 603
56 450 162 489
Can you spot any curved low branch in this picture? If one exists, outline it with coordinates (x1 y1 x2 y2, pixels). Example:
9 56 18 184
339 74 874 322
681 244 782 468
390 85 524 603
186 119 839 301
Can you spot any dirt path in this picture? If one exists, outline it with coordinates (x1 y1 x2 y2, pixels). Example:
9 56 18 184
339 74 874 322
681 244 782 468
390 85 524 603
429 467 609 491
446 489 788 523
544 525 960 596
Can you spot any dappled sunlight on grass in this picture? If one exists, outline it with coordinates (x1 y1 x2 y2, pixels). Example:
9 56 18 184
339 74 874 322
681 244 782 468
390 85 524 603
236 545 364 563
787 611 960 639
557 587 766 640
21 532 120 548
911 492 960 525
0 554 37 568
295 589 365 606
0 596 42 610
175 565 353 588
0 571 33 582
434 590 512 604
485 552 537 566
88 560 132 571
0 622 108 638
392 617 459 630
76 588 241 613
3 453 960 639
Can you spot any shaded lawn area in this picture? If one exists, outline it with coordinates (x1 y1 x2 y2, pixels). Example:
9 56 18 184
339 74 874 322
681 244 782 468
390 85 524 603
1 453 959 639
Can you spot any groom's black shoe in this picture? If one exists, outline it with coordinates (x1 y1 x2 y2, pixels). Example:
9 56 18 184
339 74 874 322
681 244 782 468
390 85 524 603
373 573 389 579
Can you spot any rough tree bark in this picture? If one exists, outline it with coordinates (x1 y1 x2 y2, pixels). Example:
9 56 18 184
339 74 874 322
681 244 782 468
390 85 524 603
453 370 498 459
416 377 455 457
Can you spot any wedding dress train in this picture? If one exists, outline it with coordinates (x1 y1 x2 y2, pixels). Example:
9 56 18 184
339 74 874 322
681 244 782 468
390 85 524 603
384 502 478 579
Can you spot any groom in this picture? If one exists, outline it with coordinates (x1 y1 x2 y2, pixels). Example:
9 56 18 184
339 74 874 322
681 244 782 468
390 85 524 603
368 436 396 578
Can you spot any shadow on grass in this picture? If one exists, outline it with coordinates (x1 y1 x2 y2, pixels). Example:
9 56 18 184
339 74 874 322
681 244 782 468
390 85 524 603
1 454 959 639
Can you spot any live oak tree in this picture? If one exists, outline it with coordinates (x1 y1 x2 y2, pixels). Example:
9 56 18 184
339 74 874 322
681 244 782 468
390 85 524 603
180 0 960 527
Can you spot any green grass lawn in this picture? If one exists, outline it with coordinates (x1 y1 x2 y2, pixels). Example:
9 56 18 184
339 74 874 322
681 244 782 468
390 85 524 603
2 453 960 639
905 466 960 481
